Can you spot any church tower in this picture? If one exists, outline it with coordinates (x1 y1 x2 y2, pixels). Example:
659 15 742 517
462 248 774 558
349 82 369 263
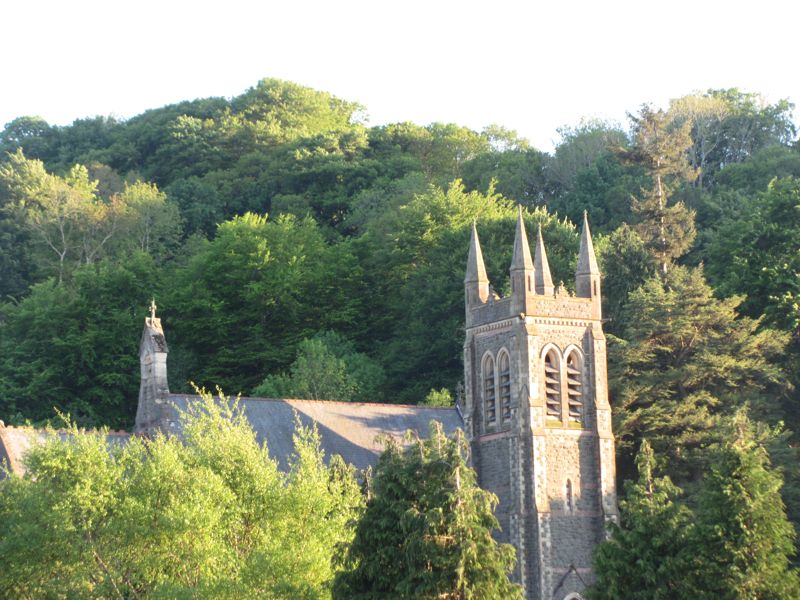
462 210 617 600
134 301 173 436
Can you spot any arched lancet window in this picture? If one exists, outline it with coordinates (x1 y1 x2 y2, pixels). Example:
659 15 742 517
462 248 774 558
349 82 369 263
566 479 574 512
483 355 496 424
544 349 561 420
565 350 583 424
498 351 511 421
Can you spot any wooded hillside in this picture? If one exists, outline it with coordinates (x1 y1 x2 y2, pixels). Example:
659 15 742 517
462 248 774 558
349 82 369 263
2 77 799 512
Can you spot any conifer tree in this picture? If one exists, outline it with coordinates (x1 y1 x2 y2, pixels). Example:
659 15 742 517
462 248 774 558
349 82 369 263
591 429 800 599
685 414 800 599
610 265 789 482
619 105 698 275
333 423 521 600
589 440 693 599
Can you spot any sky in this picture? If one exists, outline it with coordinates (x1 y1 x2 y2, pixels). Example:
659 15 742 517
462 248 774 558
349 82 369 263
2 0 798 151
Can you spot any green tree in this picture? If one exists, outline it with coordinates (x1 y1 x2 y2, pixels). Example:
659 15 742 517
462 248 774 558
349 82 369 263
595 224 656 335
462 148 549 208
333 423 522 599
589 440 694 599
547 119 629 195
115 180 182 259
166 213 363 394
609 265 789 482
0 389 362 598
0 115 57 161
706 177 800 333
254 331 385 402
0 151 124 282
619 105 698 274
704 89 796 172
685 414 800 599
0 253 160 427
592 429 800 599
421 387 454 407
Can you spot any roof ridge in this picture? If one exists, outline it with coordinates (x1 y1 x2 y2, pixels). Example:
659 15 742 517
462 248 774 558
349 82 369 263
166 393 458 410
0 424 131 435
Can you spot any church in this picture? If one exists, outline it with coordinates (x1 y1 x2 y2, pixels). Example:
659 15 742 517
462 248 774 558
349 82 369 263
0 210 617 600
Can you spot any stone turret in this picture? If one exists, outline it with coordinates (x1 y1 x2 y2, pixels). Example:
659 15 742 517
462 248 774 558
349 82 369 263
510 206 535 315
465 221 490 323
134 300 172 435
533 223 554 296
575 211 602 319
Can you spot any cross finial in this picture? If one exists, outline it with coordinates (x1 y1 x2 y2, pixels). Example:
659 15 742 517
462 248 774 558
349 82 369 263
149 298 157 320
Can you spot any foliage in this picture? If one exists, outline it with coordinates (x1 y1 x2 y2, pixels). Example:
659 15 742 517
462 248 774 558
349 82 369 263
609 265 790 482
706 177 800 332
114 180 182 259
165 212 363 394
684 413 800 599
0 254 161 428
0 151 181 285
333 423 521 599
619 105 698 274
547 119 629 195
253 331 385 402
361 180 579 402
589 440 694 599
595 224 656 335
421 388 454 407
591 429 800 599
0 388 363 599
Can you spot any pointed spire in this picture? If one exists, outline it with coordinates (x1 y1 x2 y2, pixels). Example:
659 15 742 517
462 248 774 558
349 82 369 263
510 206 533 272
576 210 599 275
534 223 555 295
465 221 489 284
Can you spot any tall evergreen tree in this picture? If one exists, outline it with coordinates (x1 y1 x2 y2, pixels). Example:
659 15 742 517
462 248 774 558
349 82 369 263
592 428 800 599
589 440 693 599
609 265 789 482
619 105 698 274
333 423 521 600
685 414 800 599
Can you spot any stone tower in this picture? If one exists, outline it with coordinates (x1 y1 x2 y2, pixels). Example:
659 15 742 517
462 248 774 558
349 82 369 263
462 210 617 600
134 301 173 436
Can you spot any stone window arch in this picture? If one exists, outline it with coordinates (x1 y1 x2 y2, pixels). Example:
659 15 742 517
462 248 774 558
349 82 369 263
542 345 562 421
564 348 584 424
498 349 512 421
482 353 497 425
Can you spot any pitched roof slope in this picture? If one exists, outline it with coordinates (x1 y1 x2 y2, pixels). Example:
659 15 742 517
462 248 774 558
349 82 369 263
168 394 463 471
1 399 462 477
0 424 129 479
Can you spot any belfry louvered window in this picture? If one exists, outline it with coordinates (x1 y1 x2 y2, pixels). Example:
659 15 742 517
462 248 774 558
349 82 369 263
484 356 496 424
566 351 583 423
544 350 561 420
499 352 511 421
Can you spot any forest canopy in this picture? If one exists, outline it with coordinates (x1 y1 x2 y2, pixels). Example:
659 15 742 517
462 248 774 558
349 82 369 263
2 77 800 596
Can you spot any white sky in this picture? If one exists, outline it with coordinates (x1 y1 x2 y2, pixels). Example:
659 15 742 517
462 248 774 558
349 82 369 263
2 0 798 151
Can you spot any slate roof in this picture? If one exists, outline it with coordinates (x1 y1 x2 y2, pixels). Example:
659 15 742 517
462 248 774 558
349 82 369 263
0 425 130 479
168 394 464 471
1 398 463 477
